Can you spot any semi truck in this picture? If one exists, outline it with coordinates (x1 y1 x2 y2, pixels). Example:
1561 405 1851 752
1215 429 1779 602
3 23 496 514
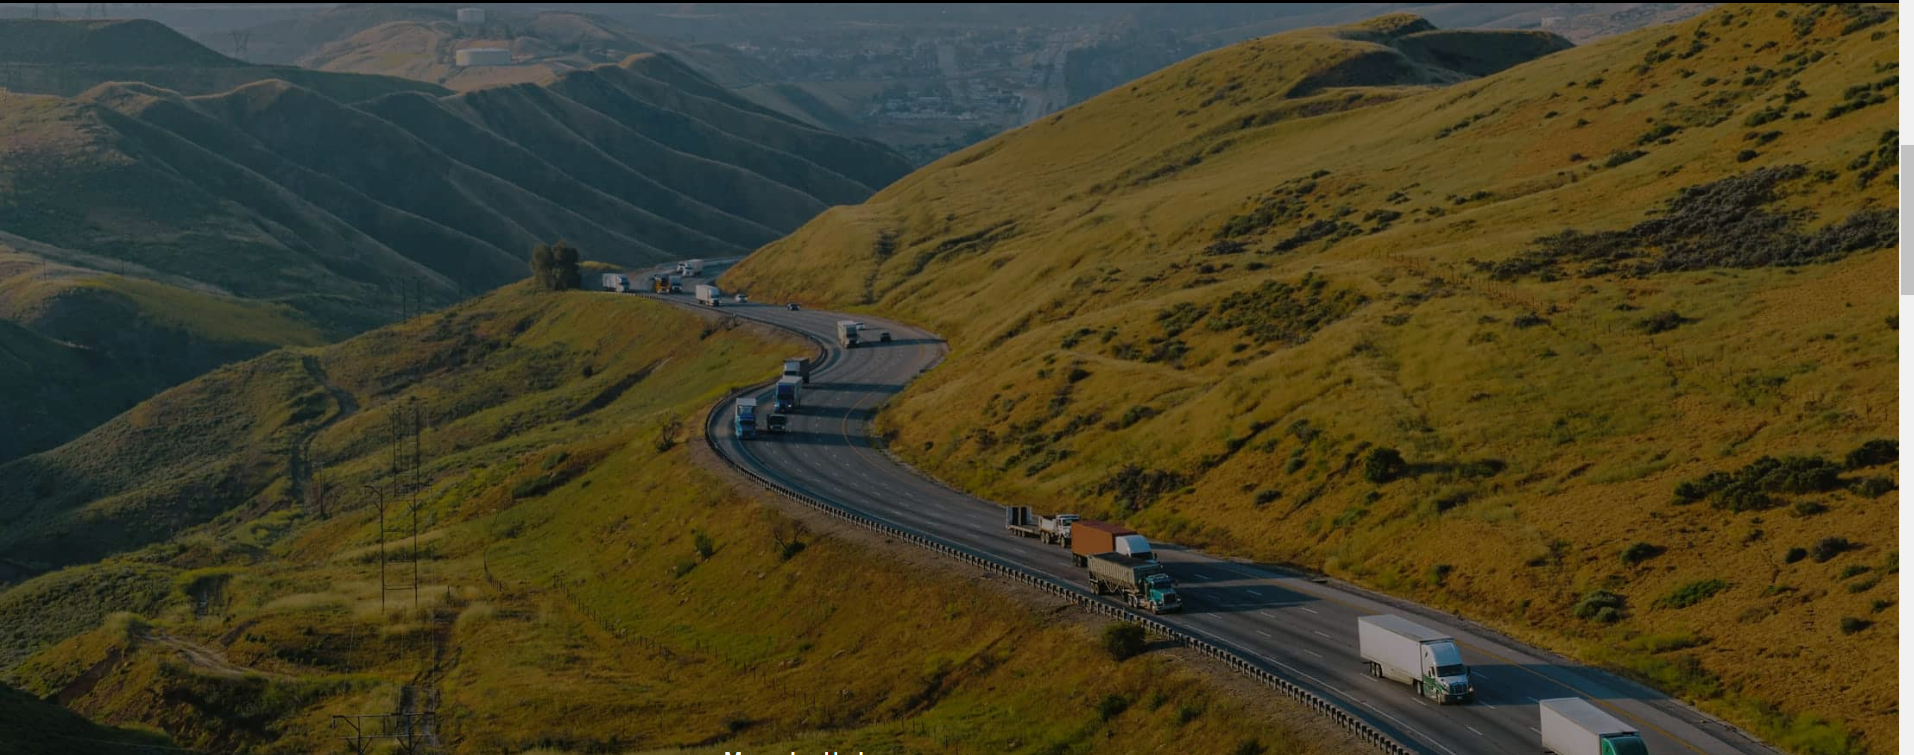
1357 614 1475 704
1069 520 1154 566
1540 698 1650 755
600 273 631 293
836 320 862 348
774 375 802 412
734 398 758 439
677 259 704 276
783 358 811 385
695 284 723 306
1086 553 1182 613
649 274 671 293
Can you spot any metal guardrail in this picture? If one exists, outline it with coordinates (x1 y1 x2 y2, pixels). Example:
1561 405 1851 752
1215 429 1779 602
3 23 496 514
696 315 1419 755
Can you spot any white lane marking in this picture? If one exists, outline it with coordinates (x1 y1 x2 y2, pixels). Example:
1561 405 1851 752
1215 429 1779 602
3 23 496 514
1312 630 1332 639
1481 703 1495 710
1257 630 1272 639
1300 606 1320 614
1261 611 1280 620
1472 671 1489 680
1246 588 1264 596
1528 727 1541 734
1526 696 1539 703
1303 648 1323 658
1188 572 1212 580
1417 698 1428 707
1466 726 1483 737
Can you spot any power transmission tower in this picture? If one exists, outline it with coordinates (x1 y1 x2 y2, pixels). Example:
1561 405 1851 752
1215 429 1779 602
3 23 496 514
231 30 250 57
84 2 105 19
376 398 426 617
329 706 439 755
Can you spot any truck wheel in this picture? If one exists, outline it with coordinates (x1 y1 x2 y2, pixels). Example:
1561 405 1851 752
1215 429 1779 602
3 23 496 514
1413 681 1424 698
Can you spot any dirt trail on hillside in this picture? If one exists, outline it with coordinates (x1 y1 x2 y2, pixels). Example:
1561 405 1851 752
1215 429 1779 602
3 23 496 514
290 354 360 515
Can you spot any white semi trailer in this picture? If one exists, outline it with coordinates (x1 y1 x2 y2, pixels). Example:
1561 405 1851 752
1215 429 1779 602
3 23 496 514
695 284 723 306
1540 698 1650 755
1357 614 1475 704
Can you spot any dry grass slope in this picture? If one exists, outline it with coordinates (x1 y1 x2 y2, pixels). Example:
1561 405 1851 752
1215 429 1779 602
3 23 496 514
0 287 1360 755
723 5 1898 754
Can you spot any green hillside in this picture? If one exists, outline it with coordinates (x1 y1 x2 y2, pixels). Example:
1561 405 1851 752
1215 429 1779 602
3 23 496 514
0 286 1357 755
0 17 912 462
722 5 1898 754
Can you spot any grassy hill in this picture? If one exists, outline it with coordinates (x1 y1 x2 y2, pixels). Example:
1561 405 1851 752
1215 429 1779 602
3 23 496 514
722 5 1898 754
0 285 1360 755
0 17 911 462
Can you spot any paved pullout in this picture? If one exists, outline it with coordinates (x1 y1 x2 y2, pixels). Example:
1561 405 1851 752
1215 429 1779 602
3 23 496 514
643 269 1780 755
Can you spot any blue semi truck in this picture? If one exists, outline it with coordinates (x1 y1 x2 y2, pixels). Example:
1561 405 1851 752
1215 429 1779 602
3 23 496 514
734 398 758 439
775 375 802 412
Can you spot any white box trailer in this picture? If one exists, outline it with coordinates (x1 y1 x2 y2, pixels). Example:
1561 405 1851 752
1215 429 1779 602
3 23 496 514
1540 698 1650 755
695 284 722 306
677 259 704 276
1357 614 1475 704
599 273 630 292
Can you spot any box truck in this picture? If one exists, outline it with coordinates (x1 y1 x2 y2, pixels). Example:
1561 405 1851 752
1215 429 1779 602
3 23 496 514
1357 614 1475 704
676 259 704 276
695 284 723 306
600 273 630 292
1069 520 1155 566
733 398 758 439
1540 698 1650 755
836 320 862 348
782 358 811 385
1087 553 1182 613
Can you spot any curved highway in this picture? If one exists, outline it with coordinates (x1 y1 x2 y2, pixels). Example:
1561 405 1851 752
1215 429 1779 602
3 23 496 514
640 269 1781 755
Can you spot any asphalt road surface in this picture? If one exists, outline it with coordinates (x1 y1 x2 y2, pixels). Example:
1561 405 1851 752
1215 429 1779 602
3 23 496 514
642 269 1781 755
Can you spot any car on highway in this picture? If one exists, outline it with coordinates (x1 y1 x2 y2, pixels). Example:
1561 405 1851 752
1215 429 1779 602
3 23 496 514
735 293 749 304
787 302 801 311
877 330 893 342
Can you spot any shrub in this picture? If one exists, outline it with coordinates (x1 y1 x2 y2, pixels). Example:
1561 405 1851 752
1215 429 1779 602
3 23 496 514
1427 563 1453 586
1846 577 1879 593
1364 447 1407 484
1573 590 1626 622
1870 599 1893 614
1637 310 1691 334
1657 579 1729 609
1235 739 1268 755
1097 693 1131 721
1783 547 1808 564
1098 465 1189 511
1844 439 1897 469
1621 542 1665 565
1604 150 1647 168
693 531 715 559
1736 149 1760 163
1811 537 1854 563
1850 476 1895 498
1254 489 1282 506
1066 367 1092 384
1837 564 1870 579
1838 617 1870 635
1176 703 1203 725
778 540 806 561
1789 500 1828 518
1102 622 1147 661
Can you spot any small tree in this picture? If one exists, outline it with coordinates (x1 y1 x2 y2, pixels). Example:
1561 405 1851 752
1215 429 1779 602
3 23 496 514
529 240 582 291
1364 447 1407 484
1102 622 1147 661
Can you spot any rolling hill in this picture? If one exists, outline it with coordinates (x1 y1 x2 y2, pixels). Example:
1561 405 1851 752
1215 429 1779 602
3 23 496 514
0 17 912 463
0 284 1361 755
721 5 1898 754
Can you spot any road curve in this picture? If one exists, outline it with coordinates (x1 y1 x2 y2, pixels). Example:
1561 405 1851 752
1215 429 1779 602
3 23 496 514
642 276 1782 755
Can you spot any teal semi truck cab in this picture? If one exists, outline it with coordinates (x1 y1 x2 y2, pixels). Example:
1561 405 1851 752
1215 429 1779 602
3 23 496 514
1086 553 1182 614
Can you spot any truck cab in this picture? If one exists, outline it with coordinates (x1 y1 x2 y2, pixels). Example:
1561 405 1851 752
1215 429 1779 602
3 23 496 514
774 376 801 412
1420 640 1475 704
1141 572 1182 613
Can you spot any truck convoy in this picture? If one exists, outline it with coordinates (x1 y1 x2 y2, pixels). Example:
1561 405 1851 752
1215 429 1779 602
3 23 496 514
695 284 723 306
676 259 704 276
600 273 631 292
1357 614 1475 704
1540 698 1650 755
734 398 758 439
1068 520 1154 565
774 375 802 412
1086 553 1182 613
783 358 811 385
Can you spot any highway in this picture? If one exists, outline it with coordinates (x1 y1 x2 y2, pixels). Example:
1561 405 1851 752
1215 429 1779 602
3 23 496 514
639 267 1781 755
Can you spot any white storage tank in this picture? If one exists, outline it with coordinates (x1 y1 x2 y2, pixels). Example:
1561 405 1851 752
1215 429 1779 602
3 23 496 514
455 48 511 67
457 7 486 25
